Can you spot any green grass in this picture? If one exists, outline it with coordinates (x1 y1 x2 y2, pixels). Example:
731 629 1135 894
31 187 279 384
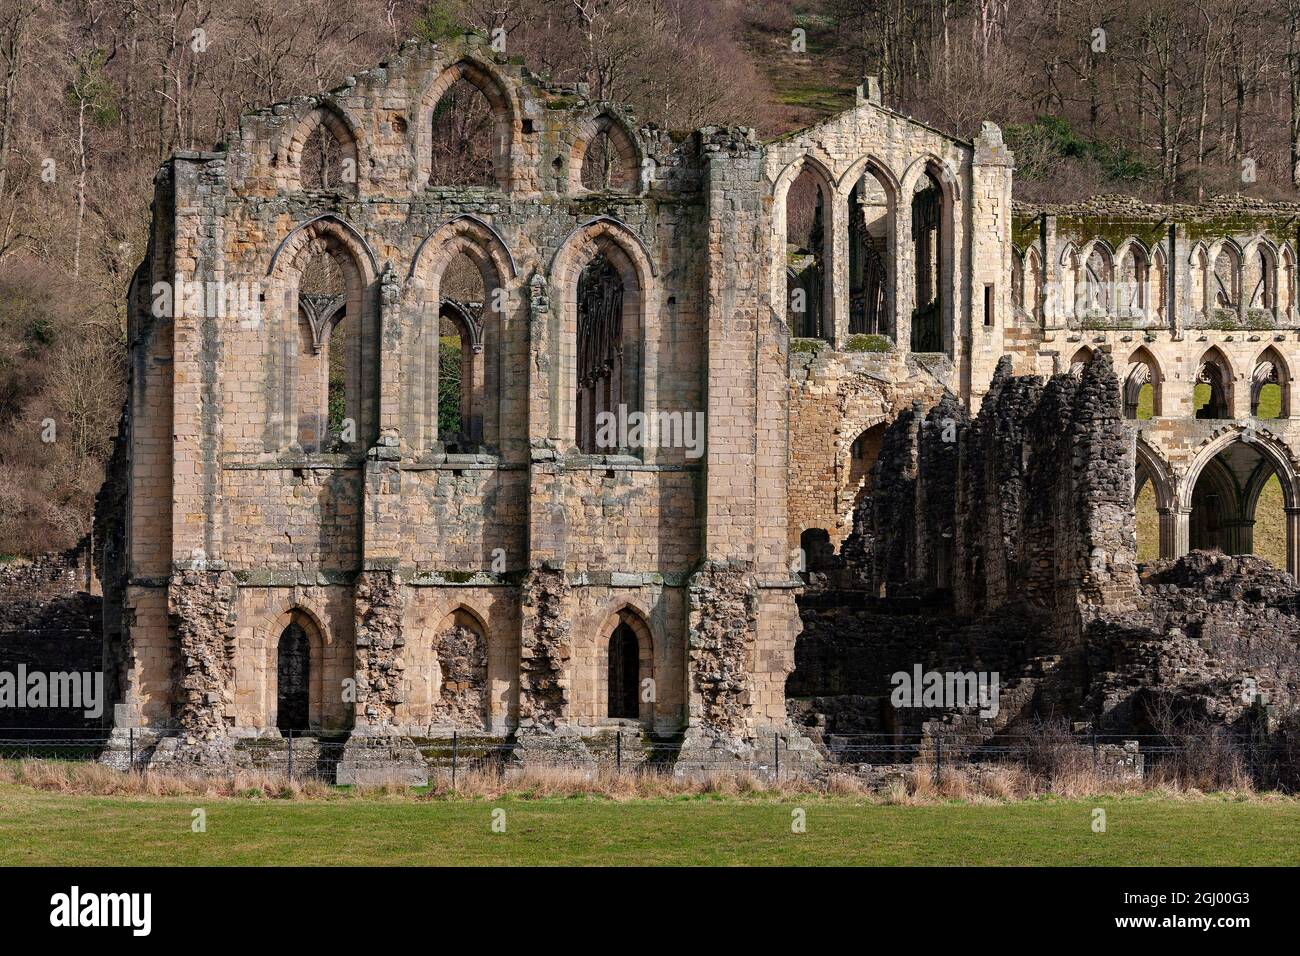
1 786 1297 865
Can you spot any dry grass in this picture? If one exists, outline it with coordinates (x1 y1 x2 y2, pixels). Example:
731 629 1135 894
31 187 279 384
0 757 1282 805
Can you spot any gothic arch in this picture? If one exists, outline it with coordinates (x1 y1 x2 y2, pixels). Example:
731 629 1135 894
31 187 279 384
1060 242 1081 319
837 153 901 196
1183 427 1300 512
430 605 491 730
595 604 654 725
418 57 518 191
1068 345 1094 375
568 108 642 194
1281 244 1297 319
1115 239 1149 318
254 604 340 733
1150 244 1168 321
772 153 837 335
902 155 957 353
1195 346 1235 420
1080 239 1115 314
1124 346 1162 418
550 218 655 454
266 215 379 453
1188 241 1210 315
1252 345 1290 419
1209 238 1244 309
1134 437 1175 511
1012 246 1024 310
268 214 379 280
406 216 518 453
1244 237 1280 313
408 214 518 283
842 155 898 339
281 101 362 195
900 153 961 201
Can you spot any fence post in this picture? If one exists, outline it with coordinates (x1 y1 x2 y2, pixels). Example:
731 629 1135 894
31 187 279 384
128 726 134 769
287 729 293 780
616 730 622 773
774 731 780 781
451 731 458 791
1092 730 1099 773
935 733 943 782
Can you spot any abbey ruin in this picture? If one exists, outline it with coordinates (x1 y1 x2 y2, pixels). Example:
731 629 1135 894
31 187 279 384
48 33 1300 773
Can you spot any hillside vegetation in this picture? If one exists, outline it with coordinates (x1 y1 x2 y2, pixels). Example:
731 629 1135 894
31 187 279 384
2 0 1297 556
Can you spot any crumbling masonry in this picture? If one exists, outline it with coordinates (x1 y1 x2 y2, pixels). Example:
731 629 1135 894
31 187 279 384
86 33 1300 768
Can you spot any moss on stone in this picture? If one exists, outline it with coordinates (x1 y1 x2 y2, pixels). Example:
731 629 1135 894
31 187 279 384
845 333 892 352
790 338 828 354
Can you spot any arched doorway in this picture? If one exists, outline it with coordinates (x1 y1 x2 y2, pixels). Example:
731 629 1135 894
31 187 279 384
276 621 310 732
1189 439 1288 566
607 623 640 719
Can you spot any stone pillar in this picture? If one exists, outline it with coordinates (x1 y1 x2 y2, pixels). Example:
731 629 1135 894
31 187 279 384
829 184 848 349
1167 222 1181 334
1172 508 1192 559
352 567 405 734
968 122 1015 410
1042 213 1060 329
1157 507 1181 560
692 127 771 743
168 569 239 741
894 193 914 353
169 153 227 571
352 265 406 735
1286 508 1300 576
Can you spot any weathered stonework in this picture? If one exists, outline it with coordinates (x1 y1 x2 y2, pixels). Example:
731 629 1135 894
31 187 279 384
433 623 488 726
353 569 405 732
791 356 1300 753
76 31 1300 774
687 565 758 743
518 566 571 730
168 570 238 739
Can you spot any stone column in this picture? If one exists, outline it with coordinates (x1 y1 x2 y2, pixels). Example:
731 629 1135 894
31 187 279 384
1286 507 1300 576
894 198 914 354
828 184 848 349
1156 507 1181 560
1172 508 1192 559
968 122 1015 410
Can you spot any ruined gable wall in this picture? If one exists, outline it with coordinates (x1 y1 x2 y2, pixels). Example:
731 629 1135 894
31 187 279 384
118 35 721 740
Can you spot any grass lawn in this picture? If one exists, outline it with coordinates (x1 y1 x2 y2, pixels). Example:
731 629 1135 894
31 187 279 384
1 785 1297 866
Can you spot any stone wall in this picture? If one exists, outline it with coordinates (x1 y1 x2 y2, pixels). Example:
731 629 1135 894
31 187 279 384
0 547 103 728
789 357 1300 746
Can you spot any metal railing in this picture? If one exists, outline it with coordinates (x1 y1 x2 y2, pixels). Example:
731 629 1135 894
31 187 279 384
0 727 1294 789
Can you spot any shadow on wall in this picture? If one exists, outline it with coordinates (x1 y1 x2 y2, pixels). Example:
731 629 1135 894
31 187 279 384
0 548 104 728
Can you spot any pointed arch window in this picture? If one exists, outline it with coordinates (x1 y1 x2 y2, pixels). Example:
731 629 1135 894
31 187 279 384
576 253 625 453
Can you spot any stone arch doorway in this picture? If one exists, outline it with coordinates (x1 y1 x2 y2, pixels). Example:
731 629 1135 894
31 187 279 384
599 608 654 725
276 621 311 732
607 624 639 719
1188 438 1289 567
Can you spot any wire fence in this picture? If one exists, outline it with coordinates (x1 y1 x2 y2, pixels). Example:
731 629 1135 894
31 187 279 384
0 727 1295 789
